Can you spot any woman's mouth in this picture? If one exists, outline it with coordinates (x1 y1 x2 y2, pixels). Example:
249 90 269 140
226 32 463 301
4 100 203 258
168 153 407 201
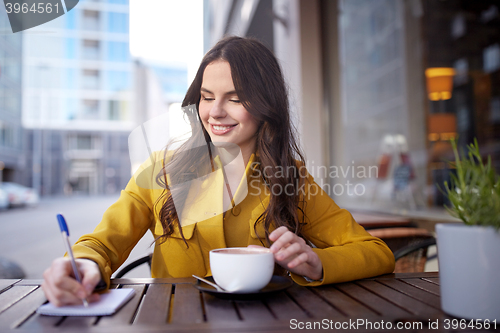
210 124 237 135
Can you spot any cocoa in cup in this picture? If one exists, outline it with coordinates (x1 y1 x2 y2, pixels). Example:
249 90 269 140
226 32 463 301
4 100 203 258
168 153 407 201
209 247 274 292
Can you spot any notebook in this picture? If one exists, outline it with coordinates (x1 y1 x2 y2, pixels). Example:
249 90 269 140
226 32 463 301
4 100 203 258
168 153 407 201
37 288 135 316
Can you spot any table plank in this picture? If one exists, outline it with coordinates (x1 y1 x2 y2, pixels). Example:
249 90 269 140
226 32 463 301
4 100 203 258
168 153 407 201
1 285 60 331
0 279 19 294
96 284 146 327
357 280 437 316
352 212 412 229
0 287 46 330
234 300 275 322
134 283 172 325
402 278 440 296
377 278 441 308
370 272 439 280
311 285 377 317
422 277 440 285
263 291 309 320
201 293 240 322
112 277 194 285
336 282 409 317
0 285 37 315
170 284 204 324
19 312 63 330
286 285 343 318
15 279 44 286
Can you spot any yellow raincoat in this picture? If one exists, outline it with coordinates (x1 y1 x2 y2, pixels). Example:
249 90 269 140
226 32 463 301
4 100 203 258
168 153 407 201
72 153 395 288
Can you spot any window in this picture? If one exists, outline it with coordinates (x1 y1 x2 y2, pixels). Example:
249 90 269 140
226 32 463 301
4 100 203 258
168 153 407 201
65 98 77 120
81 99 100 119
65 8 77 29
77 135 92 150
108 100 121 120
65 68 77 89
106 41 129 62
82 69 100 90
105 70 131 91
82 10 100 31
0 122 15 148
107 12 128 33
65 38 77 59
108 100 129 121
483 44 500 73
68 134 99 151
82 40 100 60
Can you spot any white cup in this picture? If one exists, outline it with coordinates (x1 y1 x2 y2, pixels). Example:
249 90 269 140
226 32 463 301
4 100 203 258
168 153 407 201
209 247 275 292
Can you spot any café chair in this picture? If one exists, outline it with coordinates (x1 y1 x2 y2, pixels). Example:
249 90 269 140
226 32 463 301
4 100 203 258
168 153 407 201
367 227 436 273
114 253 152 278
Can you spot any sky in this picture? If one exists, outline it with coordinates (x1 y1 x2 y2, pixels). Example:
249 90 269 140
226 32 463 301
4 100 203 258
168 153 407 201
129 0 205 83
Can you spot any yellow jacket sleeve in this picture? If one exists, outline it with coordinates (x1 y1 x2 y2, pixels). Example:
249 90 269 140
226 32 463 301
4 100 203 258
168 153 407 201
290 175 395 286
71 155 160 288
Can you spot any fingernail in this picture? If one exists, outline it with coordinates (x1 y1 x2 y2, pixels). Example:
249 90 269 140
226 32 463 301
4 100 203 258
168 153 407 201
84 284 93 293
77 290 86 299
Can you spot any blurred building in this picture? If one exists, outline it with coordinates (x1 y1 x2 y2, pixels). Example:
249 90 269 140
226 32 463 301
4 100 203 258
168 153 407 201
0 8 25 184
134 60 187 124
204 0 500 211
22 0 133 195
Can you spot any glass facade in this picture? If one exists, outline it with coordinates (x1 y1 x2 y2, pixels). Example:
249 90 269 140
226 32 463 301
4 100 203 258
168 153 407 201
421 0 500 207
0 5 25 184
325 0 500 211
107 12 128 33
105 70 131 91
65 7 77 29
106 41 130 62
20 0 134 195
205 0 500 213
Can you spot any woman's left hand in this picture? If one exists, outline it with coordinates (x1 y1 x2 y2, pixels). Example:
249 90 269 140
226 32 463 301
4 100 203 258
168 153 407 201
268 226 323 281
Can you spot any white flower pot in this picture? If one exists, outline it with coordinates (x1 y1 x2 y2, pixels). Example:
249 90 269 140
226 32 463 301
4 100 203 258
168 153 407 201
436 223 500 321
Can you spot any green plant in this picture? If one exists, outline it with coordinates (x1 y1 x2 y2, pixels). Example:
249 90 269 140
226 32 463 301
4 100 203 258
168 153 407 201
443 138 500 229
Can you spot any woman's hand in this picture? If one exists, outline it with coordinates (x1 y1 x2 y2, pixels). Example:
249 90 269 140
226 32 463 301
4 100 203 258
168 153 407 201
42 258 102 307
269 226 323 281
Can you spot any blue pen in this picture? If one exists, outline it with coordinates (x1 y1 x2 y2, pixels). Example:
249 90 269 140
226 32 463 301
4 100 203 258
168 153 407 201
57 214 89 307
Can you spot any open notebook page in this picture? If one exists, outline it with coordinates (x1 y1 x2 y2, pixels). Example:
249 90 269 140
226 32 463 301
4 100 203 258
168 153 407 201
37 288 135 316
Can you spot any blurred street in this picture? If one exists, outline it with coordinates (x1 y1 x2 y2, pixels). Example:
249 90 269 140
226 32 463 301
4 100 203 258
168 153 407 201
0 195 153 279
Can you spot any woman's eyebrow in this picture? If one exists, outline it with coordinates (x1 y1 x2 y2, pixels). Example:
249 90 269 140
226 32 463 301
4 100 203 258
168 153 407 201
200 87 237 95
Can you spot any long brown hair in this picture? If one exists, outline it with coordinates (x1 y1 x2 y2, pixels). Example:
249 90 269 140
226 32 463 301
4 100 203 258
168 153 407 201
155 36 307 245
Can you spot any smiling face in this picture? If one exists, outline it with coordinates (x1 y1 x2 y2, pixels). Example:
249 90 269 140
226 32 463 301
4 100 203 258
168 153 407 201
199 60 260 162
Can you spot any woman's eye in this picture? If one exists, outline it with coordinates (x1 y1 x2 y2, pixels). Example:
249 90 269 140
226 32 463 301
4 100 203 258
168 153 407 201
230 99 241 103
202 97 214 101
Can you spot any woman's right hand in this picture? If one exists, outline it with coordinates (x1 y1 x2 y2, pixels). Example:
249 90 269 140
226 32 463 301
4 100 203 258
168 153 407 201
42 258 102 307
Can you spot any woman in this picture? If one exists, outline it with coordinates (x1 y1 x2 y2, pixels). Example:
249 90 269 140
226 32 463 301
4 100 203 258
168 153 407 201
42 36 395 306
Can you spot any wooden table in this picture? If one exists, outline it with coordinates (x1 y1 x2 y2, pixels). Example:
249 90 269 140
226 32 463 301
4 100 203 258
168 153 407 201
351 212 413 229
0 273 495 332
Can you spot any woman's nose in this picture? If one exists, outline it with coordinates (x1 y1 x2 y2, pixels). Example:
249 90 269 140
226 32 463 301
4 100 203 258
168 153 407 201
209 100 226 118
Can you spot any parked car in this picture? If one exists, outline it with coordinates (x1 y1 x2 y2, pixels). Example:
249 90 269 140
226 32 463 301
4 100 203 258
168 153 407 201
0 188 8 210
0 182 39 208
